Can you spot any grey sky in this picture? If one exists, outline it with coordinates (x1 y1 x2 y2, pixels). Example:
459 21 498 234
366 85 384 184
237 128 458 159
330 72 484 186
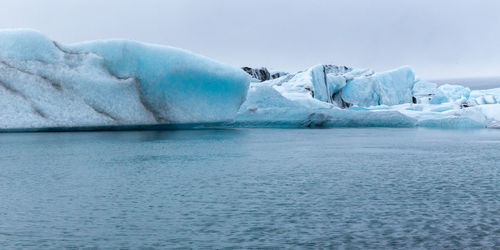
1 0 499 79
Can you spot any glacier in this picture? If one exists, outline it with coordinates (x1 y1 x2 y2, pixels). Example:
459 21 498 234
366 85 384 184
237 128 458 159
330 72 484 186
0 29 499 131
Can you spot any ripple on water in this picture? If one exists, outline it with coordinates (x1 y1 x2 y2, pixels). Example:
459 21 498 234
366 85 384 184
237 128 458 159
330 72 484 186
0 128 500 248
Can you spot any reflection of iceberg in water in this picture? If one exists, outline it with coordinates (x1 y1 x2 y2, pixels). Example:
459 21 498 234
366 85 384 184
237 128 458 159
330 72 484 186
0 29 499 131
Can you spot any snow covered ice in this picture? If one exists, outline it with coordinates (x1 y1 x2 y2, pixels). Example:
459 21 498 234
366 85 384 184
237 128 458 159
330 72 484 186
0 29 499 131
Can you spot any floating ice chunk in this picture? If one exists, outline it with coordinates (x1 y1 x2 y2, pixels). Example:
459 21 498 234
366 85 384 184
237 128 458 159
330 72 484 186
263 64 354 107
0 37 151 129
235 84 416 128
430 84 470 105
471 88 500 99
483 95 497 104
309 65 350 103
412 79 438 96
240 85 305 111
69 40 250 123
340 76 379 107
468 88 500 107
236 85 316 127
2 30 499 131
471 95 497 105
476 104 500 124
415 105 487 128
237 65 498 129
0 29 250 130
342 66 415 107
412 79 438 104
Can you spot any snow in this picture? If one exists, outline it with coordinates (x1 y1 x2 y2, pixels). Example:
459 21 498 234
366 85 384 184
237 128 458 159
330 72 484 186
0 29 249 130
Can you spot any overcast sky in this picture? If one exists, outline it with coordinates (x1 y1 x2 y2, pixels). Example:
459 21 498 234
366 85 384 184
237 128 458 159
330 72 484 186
1 0 499 79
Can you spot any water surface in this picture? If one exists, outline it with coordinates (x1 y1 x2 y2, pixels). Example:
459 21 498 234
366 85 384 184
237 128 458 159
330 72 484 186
1 128 500 248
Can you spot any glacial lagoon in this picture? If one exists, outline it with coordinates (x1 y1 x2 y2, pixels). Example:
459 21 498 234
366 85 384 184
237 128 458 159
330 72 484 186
1 128 500 248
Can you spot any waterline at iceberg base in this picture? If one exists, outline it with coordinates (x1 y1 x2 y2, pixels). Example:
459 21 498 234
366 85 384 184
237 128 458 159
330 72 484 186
0 30 499 131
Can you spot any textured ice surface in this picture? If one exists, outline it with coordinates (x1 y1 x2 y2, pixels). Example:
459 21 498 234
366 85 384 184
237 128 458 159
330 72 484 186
235 84 416 128
342 66 415 107
1 30 499 130
412 79 438 104
69 40 249 123
0 30 249 130
235 64 500 129
430 84 471 105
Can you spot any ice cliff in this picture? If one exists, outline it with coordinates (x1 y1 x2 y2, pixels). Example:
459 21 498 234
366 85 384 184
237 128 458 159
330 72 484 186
0 29 498 131
0 29 249 130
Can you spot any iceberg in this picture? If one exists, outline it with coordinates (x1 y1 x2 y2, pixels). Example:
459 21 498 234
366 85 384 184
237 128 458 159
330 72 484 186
234 82 416 128
342 66 415 107
236 64 500 129
429 84 471 105
242 64 416 110
412 79 437 104
0 29 498 131
0 29 249 130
